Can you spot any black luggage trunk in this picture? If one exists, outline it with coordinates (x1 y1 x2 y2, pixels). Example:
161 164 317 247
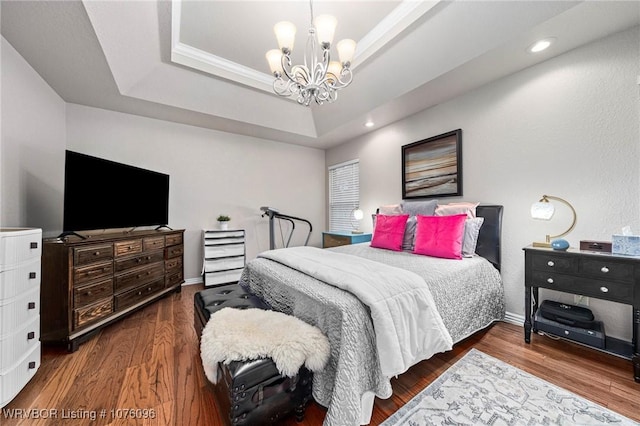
212 360 313 425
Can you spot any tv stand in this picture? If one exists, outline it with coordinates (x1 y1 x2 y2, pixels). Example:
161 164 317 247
41 228 184 351
57 230 87 240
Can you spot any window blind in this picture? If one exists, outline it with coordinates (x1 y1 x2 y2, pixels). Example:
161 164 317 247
328 159 359 232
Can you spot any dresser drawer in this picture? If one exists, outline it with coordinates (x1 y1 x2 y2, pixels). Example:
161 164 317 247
114 263 164 293
114 239 143 257
74 261 113 286
114 250 164 272
0 315 39 373
204 256 245 273
0 258 40 300
165 233 183 246
74 244 113 266
165 256 182 272
531 254 577 274
166 271 184 288
0 287 39 338
165 245 184 259
74 298 113 329
580 258 634 282
114 278 165 311
74 278 114 308
143 236 165 251
205 244 244 258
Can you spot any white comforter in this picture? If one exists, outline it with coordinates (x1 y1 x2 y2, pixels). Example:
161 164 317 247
260 246 453 377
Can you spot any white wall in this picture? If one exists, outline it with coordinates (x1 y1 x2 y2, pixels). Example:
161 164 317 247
1 37 66 229
66 105 326 282
326 27 640 340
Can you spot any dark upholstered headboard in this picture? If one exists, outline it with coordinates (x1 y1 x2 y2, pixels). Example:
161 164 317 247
475 205 503 272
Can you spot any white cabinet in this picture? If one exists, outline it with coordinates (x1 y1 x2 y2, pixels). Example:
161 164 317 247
203 230 245 287
0 228 41 408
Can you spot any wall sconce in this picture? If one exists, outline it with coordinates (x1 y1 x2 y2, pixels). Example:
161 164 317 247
351 208 364 234
530 195 577 249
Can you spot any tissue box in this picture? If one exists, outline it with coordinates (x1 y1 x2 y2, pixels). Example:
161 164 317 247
612 234 640 256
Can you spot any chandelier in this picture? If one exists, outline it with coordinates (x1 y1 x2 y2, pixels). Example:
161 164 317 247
265 0 356 106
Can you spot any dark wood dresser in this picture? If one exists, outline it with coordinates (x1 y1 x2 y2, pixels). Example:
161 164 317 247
523 246 640 382
41 229 184 351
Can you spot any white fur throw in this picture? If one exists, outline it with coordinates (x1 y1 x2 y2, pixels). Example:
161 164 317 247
200 307 330 384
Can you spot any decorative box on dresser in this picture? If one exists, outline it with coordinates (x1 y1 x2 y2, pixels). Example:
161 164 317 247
0 228 42 408
41 229 184 352
523 246 640 382
202 229 245 287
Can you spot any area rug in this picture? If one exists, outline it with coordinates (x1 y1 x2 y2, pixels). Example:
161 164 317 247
381 348 638 426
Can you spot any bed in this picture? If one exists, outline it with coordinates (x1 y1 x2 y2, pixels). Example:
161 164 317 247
238 204 505 425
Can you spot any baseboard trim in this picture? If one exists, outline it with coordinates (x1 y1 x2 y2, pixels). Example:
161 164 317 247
182 278 202 286
504 311 525 326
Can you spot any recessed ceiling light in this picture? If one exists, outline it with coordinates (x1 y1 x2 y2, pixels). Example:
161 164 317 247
527 38 556 53
364 120 374 128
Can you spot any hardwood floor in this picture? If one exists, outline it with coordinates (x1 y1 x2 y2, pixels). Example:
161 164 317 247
3 283 639 425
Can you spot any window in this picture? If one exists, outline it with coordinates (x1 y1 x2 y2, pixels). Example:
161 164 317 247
328 159 359 232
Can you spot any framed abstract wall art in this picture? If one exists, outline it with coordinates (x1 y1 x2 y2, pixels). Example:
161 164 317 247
402 129 462 199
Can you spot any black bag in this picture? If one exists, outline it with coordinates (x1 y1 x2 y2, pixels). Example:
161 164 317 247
538 300 596 329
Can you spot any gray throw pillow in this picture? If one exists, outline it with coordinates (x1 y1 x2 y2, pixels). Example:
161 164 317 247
462 217 484 257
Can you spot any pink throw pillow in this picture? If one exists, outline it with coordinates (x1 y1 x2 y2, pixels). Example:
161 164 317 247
371 214 409 251
413 214 467 259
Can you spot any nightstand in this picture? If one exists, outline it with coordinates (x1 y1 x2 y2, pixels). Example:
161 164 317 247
523 245 640 382
322 231 372 248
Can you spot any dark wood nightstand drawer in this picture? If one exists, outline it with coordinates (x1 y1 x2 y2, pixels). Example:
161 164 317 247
532 254 577 273
532 271 576 290
580 258 634 282
578 278 633 303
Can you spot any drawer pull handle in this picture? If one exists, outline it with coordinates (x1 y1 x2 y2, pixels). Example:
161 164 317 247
600 286 609 293
28 302 36 309
94 251 100 256
30 242 38 249
28 361 36 369
27 331 35 340
86 291 92 296
547 261 555 267
137 291 142 296
601 266 609 273
547 278 554 284
29 272 36 279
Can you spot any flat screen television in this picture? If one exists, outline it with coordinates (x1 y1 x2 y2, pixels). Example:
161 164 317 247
62 150 169 235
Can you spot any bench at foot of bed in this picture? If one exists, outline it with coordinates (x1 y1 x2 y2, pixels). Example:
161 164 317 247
194 283 314 425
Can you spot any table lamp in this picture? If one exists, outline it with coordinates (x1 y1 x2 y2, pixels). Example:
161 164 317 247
530 195 577 249
351 208 364 234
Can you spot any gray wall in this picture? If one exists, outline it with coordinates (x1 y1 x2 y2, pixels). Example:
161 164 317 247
326 26 640 340
1 38 66 229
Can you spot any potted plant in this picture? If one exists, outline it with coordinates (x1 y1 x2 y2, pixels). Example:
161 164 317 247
216 215 231 230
